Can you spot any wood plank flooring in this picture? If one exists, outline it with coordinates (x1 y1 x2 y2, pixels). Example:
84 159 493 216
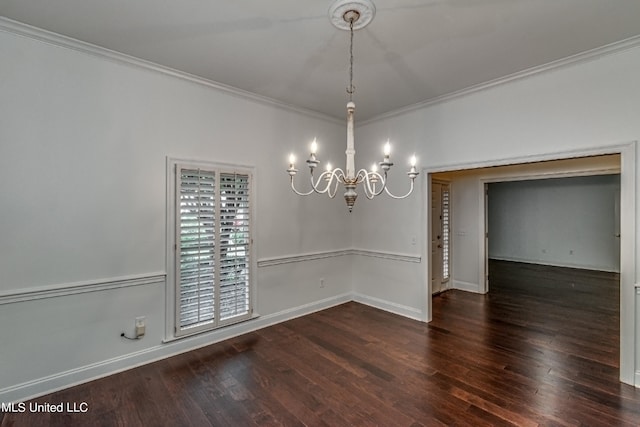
2 260 639 426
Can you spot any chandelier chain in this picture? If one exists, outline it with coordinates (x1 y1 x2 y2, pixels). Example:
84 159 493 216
347 17 355 100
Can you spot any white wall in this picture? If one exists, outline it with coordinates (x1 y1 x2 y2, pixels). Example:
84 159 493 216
354 44 640 384
0 24 354 402
488 175 621 272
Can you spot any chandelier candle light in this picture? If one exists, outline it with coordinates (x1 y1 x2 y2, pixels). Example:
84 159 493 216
286 0 419 212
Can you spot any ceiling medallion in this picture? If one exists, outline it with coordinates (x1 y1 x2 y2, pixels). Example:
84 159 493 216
329 0 376 31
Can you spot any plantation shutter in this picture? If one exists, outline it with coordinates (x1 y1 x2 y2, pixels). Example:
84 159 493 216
176 165 252 335
218 173 251 321
441 184 450 281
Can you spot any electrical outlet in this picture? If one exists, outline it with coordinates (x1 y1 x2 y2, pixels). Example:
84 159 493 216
135 316 146 338
319 278 325 288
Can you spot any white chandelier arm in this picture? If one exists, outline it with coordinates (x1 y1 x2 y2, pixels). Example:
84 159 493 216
289 176 316 196
383 179 415 199
356 169 386 199
326 169 344 198
289 167 346 197
311 168 345 198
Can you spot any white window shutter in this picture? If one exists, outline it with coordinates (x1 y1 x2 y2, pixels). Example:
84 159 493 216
218 172 251 321
174 164 252 335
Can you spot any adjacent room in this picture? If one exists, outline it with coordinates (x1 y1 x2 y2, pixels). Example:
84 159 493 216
1 0 640 425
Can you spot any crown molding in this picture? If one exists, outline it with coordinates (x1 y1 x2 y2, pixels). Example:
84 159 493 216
362 34 640 125
3 16 639 127
0 17 341 125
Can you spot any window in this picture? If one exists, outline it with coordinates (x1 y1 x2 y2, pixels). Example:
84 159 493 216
170 161 253 336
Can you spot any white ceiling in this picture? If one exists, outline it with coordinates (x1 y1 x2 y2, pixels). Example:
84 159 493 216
2 0 640 121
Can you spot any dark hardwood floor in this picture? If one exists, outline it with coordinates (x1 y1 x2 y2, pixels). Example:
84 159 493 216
2 260 639 426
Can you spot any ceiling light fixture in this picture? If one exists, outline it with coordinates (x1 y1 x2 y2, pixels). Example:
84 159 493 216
286 0 419 212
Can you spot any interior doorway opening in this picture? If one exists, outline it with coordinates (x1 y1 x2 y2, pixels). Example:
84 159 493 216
484 173 621 291
426 146 635 386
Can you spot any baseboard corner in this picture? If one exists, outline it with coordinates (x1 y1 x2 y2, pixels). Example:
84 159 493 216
352 293 424 322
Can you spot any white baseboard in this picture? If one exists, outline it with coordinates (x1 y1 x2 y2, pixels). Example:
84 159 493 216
489 256 620 273
0 293 352 404
452 280 481 293
635 370 640 388
352 292 424 321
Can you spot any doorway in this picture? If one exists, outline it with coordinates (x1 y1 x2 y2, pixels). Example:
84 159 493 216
485 174 621 284
426 146 636 386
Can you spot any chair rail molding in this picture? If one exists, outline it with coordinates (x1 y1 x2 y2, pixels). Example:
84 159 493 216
0 272 166 305
257 248 421 268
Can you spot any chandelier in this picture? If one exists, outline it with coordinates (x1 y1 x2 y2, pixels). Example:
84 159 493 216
286 0 419 213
